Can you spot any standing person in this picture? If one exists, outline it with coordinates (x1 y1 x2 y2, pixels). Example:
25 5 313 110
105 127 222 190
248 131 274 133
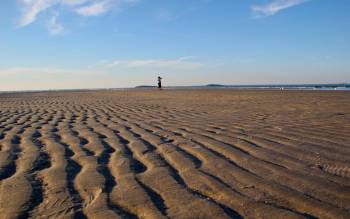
158 76 162 89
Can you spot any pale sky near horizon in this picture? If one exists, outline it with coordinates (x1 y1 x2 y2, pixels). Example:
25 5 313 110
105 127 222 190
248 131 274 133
0 0 350 91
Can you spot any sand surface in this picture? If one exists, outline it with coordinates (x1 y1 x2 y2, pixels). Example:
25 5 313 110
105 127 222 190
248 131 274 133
0 89 349 219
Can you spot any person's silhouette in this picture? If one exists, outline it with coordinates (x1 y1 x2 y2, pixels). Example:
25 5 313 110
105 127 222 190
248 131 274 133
158 76 162 89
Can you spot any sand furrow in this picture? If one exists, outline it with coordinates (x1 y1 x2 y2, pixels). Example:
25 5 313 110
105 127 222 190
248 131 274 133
122 121 317 218
0 133 21 181
129 124 308 219
0 127 39 218
184 128 350 210
177 131 350 217
55 119 87 218
254 130 350 161
179 126 350 196
113 124 231 219
71 122 123 218
128 119 350 218
30 125 75 218
97 123 165 218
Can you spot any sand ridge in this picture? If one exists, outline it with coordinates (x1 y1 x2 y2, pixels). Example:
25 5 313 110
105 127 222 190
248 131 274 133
0 89 349 219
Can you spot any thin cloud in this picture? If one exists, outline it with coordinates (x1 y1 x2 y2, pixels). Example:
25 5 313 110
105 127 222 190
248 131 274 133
46 13 64 35
95 57 204 70
61 0 90 5
0 67 76 76
17 0 140 32
18 0 59 27
252 0 310 18
75 0 112 16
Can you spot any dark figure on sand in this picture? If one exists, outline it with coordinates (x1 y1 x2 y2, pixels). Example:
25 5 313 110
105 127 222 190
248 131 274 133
158 76 162 89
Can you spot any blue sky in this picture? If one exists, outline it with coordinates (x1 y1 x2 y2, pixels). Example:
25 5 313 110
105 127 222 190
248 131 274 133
0 0 349 90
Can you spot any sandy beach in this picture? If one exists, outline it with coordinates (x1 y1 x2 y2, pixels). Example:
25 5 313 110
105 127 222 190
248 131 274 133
0 89 349 219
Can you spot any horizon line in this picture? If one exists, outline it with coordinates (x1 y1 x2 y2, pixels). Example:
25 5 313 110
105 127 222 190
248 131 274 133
0 82 349 93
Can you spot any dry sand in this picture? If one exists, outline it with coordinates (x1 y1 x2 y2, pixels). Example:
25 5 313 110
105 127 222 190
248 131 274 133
0 89 349 219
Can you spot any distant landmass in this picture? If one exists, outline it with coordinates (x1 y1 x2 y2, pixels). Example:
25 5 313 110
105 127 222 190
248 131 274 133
206 84 226 87
135 85 157 88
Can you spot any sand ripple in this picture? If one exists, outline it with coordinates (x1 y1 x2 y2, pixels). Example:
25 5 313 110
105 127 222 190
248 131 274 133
0 90 349 219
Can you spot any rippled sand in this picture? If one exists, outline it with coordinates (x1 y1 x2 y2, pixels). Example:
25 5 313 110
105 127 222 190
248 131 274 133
0 89 349 219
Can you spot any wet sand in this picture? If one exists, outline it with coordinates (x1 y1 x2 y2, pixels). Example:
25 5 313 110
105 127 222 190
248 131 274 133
0 89 349 219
